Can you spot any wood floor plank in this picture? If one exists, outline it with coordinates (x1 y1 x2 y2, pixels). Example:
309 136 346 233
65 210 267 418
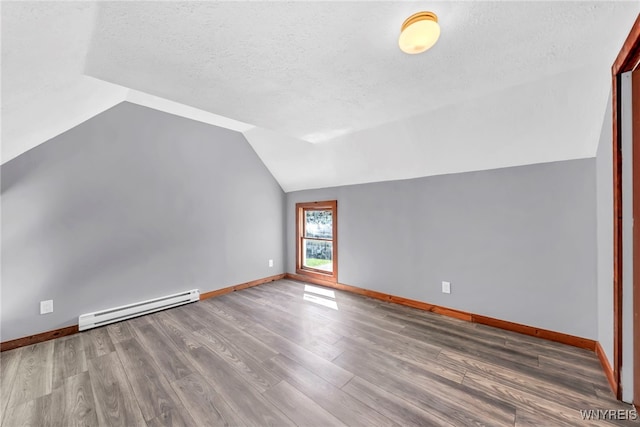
1 389 55 427
475 322 596 360
240 317 352 388
401 322 539 368
514 407 576 427
537 353 610 388
504 334 599 364
438 348 601 397
162 304 210 330
263 380 347 427
374 300 476 328
87 352 146 427
244 301 348 360
106 321 134 344
52 334 87 389
199 298 256 329
329 319 443 363
334 351 515 426
438 349 612 413
210 297 353 388
342 375 456 427
5 340 54 410
461 370 606 427
187 345 295 426
256 285 408 336
591 384 633 408
336 335 462 383
152 311 202 351
252 286 440 368
188 302 279 362
392 312 509 348
170 373 244 426
146 407 196 427
126 313 154 328
228 292 344 352
192 327 281 393
52 371 99 427
254 286 412 353
115 338 183 422
250 283 376 336
0 347 23 423
231 290 347 358
81 327 116 360
128 321 192 382
228 289 340 342
264 353 399 427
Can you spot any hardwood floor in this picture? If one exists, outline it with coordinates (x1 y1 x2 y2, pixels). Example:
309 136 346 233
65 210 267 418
1 279 637 426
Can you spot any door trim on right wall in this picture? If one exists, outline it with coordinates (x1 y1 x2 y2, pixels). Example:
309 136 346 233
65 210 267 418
612 13 640 404
632 67 640 411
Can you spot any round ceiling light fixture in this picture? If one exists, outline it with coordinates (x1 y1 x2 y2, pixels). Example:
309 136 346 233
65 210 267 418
398 11 440 54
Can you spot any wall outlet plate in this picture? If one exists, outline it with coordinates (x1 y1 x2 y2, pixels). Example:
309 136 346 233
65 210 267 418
40 300 53 314
442 281 451 294
268 259 274 267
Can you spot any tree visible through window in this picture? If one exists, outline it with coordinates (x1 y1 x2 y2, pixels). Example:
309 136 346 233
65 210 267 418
296 201 337 282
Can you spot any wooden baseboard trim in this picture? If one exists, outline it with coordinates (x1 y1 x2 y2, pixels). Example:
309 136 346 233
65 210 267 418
284 273 596 351
471 314 595 351
200 273 285 301
596 341 618 395
1 273 285 352
1 325 78 352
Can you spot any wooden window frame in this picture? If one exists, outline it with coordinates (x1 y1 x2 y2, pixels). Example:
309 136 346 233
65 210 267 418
295 200 338 283
612 13 640 404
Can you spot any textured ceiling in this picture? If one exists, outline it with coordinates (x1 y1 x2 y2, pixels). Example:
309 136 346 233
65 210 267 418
1 2 126 163
2 2 639 191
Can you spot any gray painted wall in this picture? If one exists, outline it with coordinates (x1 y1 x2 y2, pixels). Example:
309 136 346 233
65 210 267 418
287 159 598 339
1 102 285 342
620 71 635 403
596 93 614 365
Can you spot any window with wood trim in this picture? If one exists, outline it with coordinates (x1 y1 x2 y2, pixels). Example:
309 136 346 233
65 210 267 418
296 201 338 282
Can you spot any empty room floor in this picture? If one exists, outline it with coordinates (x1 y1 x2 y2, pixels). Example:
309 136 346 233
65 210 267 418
1 279 636 426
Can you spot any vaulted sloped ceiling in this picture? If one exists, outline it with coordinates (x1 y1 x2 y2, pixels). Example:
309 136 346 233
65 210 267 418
2 2 639 191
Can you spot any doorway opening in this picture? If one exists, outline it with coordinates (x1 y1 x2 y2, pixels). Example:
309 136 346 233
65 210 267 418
612 14 640 406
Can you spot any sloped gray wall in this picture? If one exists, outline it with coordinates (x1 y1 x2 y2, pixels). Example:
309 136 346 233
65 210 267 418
1 102 285 341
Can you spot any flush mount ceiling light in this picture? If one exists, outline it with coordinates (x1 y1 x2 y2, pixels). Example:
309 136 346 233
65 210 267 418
398 11 440 54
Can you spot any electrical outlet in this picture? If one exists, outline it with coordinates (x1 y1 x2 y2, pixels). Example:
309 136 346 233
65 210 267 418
268 259 274 267
40 300 53 314
442 281 451 294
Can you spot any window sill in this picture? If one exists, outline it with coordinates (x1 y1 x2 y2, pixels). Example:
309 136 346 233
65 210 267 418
296 268 337 283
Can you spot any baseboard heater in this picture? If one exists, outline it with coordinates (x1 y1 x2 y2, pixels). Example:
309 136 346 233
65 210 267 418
78 289 199 331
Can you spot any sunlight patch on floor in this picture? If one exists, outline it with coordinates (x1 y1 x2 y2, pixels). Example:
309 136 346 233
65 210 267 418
304 284 335 299
303 285 338 310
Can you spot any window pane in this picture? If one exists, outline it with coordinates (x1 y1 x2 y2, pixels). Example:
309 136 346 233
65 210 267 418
305 210 333 239
303 239 333 272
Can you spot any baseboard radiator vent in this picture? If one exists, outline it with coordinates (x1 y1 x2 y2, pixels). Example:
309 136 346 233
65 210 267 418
79 289 199 331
